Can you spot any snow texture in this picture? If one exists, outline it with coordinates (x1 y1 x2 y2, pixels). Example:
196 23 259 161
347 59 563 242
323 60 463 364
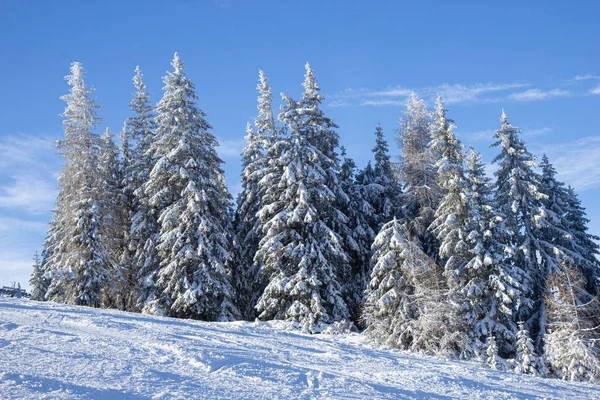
2 298 600 399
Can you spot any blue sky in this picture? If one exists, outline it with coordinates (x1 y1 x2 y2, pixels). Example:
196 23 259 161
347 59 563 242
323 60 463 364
1 0 599 289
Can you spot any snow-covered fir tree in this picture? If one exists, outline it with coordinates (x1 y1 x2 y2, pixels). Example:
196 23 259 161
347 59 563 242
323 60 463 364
486 334 499 370
254 65 351 332
371 124 401 228
121 67 159 311
233 70 276 319
464 148 516 355
339 148 376 319
544 260 600 381
139 53 238 320
397 92 440 258
491 111 545 330
564 186 600 293
514 321 539 375
362 218 420 348
29 252 45 301
45 61 111 308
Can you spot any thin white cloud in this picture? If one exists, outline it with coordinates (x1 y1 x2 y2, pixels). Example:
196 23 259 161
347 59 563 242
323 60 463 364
360 99 406 107
574 74 600 81
430 82 529 104
217 138 246 158
460 129 495 141
330 81 529 107
590 85 600 95
508 88 570 102
524 127 552 136
0 175 57 214
536 136 600 191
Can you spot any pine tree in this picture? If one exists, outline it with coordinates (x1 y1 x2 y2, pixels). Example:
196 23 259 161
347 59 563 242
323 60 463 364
486 334 499 370
427 97 474 355
140 53 238 320
254 65 351 332
45 61 111 308
544 260 600 381
514 321 538 375
397 92 440 257
339 148 376 319
564 185 600 293
371 124 401 228
362 218 420 348
464 148 517 354
121 67 159 311
29 252 45 301
233 70 276 319
491 111 544 326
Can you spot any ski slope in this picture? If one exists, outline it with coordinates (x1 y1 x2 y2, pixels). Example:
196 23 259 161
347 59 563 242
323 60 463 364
1 298 599 399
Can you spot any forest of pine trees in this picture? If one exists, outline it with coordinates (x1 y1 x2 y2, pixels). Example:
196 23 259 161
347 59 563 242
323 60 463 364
31 53 600 382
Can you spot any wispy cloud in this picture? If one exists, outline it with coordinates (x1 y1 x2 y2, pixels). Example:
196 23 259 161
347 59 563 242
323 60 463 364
590 85 600 95
329 81 529 107
360 99 406 107
574 74 600 81
536 136 600 191
213 0 231 9
217 137 246 158
508 88 570 102
525 127 552 136
432 82 529 104
0 176 57 214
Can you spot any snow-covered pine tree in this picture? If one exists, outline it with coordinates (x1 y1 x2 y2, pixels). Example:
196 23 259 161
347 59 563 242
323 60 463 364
29 252 45 301
371 124 401 228
120 67 159 311
426 97 474 356
397 92 441 258
564 186 600 293
233 70 276 319
486 334 499 370
45 61 111 308
98 127 132 309
254 65 351 332
514 321 539 375
39 215 61 299
362 218 420 348
464 148 517 355
491 111 544 330
140 53 238 321
339 148 376 319
544 259 600 381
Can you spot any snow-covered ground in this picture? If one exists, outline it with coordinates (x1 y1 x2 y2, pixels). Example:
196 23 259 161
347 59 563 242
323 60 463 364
1 299 599 399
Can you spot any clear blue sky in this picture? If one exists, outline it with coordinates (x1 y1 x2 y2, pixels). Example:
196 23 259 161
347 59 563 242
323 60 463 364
1 0 599 288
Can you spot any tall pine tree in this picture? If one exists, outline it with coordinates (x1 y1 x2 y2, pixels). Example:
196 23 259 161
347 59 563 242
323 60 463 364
140 53 238 320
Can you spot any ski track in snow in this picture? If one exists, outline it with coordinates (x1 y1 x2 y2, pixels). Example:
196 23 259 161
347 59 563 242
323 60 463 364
1 299 599 399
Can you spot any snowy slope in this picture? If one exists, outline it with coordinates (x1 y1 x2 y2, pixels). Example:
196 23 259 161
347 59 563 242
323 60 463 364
1 299 599 400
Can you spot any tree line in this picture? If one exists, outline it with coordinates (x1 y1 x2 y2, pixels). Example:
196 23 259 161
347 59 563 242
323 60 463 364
29 53 600 381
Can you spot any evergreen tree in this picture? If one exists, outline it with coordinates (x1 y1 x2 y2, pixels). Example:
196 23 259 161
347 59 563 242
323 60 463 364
121 67 159 311
233 70 276 319
254 65 351 332
140 53 238 320
564 185 600 293
514 321 539 375
491 111 544 327
464 148 517 354
371 124 401 228
486 334 499 370
29 252 45 301
544 260 600 381
362 218 420 348
397 92 440 258
45 61 111 308
339 148 376 319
